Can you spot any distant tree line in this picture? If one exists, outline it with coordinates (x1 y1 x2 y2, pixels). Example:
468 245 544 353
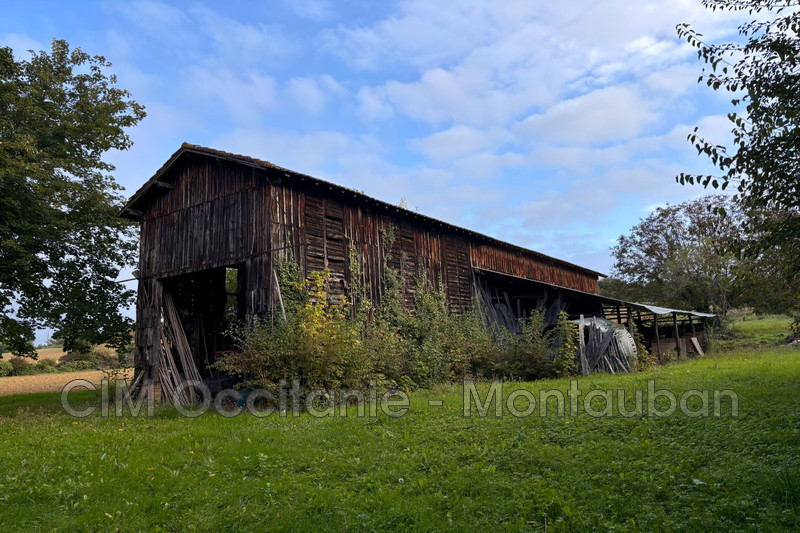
601 195 798 323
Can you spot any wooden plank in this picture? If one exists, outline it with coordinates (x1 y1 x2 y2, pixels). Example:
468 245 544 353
578 314 588 376
690 336 705 356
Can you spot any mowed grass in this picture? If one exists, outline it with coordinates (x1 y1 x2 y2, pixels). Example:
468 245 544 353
1 346 799 532
729 314 795 339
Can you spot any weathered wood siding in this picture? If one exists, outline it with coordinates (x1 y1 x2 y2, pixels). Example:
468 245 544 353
133 154 599 374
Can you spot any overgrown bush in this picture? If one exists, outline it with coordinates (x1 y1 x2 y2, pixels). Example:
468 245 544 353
9 356 31 376
0 359 13 377
58 347 113 370
550 312 579 378
218 249 587 394
32 358 58 374
215 270 370 392
0 345 123 377
631 324 657 371
59 350 99 364
57 360 97 372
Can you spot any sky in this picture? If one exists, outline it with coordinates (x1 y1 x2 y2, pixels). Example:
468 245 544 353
2 0 747 280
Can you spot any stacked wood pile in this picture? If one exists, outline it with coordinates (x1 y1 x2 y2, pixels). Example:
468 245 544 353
474 277 523 334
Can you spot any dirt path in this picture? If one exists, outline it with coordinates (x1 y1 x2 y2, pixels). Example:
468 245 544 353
0 369 134 397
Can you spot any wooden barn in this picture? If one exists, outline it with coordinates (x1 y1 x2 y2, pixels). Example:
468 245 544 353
120 144 711 387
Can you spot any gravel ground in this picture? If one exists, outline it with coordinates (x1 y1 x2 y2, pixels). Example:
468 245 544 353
0 369 134 397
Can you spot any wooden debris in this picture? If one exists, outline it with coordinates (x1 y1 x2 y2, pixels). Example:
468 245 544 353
575 317 635 374
160 290 203 406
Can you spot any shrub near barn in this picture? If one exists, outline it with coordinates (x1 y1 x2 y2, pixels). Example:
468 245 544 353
214 258 583 399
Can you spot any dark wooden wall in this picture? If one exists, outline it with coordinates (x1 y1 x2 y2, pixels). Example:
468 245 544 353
133 155 599 377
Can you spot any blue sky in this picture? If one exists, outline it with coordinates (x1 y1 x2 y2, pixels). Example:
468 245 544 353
2 0 747 278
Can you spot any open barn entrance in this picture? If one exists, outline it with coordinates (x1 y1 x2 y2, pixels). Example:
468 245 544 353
159 264 245 381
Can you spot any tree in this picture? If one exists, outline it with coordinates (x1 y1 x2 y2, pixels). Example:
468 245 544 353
607 195 746 317
0 39 145 356
676 1 800 274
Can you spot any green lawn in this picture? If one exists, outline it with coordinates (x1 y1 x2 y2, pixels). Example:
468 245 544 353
1 346 799 532
729 313 795 338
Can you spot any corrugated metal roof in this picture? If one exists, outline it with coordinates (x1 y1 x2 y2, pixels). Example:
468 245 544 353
474 267 717 318
629 303 716 318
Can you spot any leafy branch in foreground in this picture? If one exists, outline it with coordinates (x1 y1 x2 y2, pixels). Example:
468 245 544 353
677 0 800 325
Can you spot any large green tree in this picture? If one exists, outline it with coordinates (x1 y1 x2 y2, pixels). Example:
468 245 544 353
676 1 800 273
0 39 145 356
606 195 747 317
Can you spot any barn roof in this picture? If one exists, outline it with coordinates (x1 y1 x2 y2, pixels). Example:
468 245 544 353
119 143 605 279
476 267 717 318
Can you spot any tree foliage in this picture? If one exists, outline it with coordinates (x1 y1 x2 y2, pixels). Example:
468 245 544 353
606 194 798 318
676 1 800 273
607 195 748 316
0 39 145 355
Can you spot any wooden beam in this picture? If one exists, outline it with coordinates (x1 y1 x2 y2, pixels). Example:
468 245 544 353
272 269 286 320
673 312 681 357
654 317 662 363
154 181 174 188
578 314 588 376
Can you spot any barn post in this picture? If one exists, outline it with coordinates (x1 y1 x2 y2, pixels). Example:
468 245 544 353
653 314 662 363
626 307 634 335
673 312 681 357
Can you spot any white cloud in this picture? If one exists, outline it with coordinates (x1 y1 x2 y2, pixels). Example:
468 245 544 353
411 125 509 162
516 85 659 145
357 86 394 120
285 75 345 115
284 0 333 21
64 0 755 275
191 6 294 66
1 33 44 58
643 63 699 96
212 129 384 179
184 67 279 125
322 0 510 70
452 152 526 179
116 1 190 39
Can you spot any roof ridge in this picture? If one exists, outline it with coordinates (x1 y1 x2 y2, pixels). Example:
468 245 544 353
119 143 607 278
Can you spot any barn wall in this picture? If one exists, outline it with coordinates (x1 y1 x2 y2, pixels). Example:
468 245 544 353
267 180 596 313
469 244 598 294
135 158 274 374
133 154 599 375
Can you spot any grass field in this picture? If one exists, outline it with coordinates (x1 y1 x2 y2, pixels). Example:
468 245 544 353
0 369 134 397
0 346 67 361
729 314 795 338
1 342 799 532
